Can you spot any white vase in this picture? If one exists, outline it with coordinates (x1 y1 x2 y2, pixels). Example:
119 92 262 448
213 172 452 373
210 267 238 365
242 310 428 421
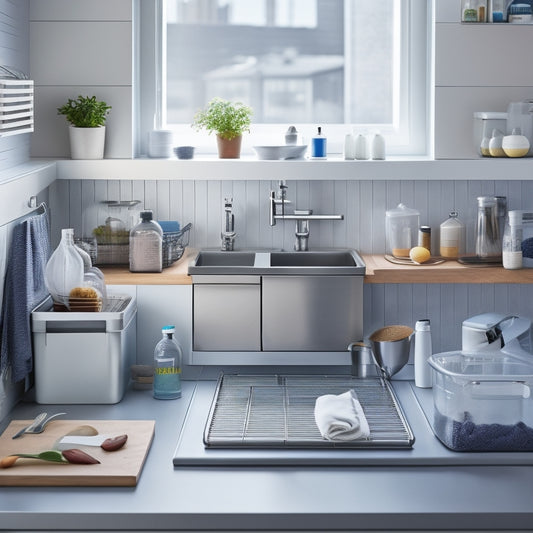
69 125 106 159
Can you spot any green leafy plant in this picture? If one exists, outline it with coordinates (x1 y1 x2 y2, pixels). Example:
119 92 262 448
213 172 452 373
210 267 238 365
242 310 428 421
57 95 111 128
192 97 252 140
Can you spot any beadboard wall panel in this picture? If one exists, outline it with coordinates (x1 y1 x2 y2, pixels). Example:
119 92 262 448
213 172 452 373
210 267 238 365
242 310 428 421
49 177 533 355
52 178 533 252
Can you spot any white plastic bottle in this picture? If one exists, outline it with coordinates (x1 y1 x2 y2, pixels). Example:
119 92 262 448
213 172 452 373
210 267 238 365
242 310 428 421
354 133 369 160
371 132 386 160
502 210 523 270
343 132 355 160
414 319 432 388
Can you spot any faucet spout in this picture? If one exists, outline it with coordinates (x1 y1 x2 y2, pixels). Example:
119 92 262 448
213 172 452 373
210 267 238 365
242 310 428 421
221 197 236 251
268 183 343 250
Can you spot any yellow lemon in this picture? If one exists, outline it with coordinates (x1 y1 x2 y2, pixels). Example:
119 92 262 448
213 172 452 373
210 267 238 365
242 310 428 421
409 246 431 264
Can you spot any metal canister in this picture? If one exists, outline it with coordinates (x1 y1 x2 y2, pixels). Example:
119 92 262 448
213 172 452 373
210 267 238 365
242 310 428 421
418 226 431 253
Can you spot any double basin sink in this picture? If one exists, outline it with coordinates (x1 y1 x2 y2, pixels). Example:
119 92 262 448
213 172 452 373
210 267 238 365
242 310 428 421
188 249 366 276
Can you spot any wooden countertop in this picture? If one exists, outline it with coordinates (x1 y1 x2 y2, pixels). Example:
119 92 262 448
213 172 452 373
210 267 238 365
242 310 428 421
362 254 533 284
101 247 196 285
100 249 533 285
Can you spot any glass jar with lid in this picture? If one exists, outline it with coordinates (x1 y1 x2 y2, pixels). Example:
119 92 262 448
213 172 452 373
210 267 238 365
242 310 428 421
440 211 465 259
385 203 420 258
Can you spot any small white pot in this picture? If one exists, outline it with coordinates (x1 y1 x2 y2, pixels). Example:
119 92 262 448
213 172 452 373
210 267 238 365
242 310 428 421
69 125 106 159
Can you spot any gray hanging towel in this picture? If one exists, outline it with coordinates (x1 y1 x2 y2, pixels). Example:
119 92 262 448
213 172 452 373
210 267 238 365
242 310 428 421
0 208 50 383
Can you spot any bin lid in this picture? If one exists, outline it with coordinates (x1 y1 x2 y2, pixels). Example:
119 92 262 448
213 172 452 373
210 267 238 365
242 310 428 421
429 350 533 380
31 294 136 333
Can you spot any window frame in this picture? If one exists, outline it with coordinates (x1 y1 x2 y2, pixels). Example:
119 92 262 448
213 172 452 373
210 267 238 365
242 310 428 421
135 0 432 158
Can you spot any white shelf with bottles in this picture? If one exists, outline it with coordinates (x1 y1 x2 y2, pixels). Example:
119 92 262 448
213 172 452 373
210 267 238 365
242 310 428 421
54 156 533 182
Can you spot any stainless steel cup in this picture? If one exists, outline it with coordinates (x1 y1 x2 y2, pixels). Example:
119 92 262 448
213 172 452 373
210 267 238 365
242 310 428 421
369 325 413 379
348 342 380 378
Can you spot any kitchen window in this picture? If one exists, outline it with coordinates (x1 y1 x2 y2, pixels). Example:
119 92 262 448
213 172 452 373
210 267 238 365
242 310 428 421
136 0 431 156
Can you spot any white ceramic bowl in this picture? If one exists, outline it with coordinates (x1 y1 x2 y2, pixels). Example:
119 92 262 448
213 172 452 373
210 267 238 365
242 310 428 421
253 145 307 160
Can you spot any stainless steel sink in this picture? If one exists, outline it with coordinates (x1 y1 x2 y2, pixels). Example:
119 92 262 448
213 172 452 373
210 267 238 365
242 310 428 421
269 251 356 267
189 248 366 357
193 251 256 267
188 249 365 275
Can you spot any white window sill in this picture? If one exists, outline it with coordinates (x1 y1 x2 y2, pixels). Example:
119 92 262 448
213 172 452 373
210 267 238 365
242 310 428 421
51 156 533 181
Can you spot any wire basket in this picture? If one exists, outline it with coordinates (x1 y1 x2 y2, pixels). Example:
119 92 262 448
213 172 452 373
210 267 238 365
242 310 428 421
162 223 192 268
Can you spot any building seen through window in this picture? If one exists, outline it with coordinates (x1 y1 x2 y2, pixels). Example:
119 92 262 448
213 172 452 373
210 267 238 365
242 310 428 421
165 0 395 128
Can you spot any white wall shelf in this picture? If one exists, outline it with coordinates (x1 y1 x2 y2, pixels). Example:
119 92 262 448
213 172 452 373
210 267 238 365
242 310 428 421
55 157 533 181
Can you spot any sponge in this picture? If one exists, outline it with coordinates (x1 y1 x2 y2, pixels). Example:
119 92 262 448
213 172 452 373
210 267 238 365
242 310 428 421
409 246 431 264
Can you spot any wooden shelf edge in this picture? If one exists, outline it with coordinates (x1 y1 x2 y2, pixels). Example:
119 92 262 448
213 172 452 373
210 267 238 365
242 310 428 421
362 254 533 284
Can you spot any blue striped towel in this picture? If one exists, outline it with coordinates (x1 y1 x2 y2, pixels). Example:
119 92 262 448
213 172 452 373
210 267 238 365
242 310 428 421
0 209 50 383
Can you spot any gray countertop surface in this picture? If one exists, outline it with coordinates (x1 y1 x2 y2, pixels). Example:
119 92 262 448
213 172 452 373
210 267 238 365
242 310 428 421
1 379 533 532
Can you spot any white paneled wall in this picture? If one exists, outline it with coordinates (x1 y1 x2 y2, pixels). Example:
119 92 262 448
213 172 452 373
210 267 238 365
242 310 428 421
29 0 133 158
49 177 533 356
0 0 31 174
435 0 533 158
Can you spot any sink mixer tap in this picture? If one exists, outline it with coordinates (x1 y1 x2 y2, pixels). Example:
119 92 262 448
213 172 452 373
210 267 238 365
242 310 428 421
221 197 236 251
269 181 344 251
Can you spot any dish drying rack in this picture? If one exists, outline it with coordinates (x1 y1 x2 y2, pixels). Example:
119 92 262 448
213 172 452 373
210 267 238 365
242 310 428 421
204 374 415 449
163 222 192 268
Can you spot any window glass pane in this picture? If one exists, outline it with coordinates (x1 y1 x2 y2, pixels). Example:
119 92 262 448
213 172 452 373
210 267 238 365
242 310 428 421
165 0 397 127
154 0 429 155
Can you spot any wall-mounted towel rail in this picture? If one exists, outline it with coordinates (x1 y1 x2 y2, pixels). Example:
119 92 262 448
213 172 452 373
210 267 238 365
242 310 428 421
1 201 47 229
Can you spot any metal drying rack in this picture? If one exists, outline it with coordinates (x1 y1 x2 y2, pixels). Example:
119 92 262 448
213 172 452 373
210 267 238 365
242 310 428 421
204 374 415 449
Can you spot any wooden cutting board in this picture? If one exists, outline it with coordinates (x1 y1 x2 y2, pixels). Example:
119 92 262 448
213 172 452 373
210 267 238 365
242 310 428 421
0 419 155 486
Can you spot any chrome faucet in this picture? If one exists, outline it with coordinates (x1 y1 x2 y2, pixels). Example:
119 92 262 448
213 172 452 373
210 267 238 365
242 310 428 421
269 181 344 251
221 197 236 251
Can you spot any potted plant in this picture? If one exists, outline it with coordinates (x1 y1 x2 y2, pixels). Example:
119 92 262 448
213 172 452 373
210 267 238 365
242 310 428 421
57 95 111 159
192 97 252 158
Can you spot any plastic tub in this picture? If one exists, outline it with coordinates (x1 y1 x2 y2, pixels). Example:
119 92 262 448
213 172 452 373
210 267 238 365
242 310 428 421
428 350 533 451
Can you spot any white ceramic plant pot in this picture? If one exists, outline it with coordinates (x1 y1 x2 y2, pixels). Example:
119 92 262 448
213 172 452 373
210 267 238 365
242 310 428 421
69 125 106 159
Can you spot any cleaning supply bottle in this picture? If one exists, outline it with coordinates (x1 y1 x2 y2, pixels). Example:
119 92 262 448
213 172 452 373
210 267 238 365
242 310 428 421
129 210 163 272
414 319 432 388
311 126 327 158
153 325 182 400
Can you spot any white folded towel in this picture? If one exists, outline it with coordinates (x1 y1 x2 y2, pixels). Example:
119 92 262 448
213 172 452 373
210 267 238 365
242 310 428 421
314 389 370 441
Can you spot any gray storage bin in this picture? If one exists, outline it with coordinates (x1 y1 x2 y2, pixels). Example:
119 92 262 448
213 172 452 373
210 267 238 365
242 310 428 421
31 294 136 404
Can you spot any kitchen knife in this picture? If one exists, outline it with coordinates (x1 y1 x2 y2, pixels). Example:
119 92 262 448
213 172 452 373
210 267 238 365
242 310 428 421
55 434 127 451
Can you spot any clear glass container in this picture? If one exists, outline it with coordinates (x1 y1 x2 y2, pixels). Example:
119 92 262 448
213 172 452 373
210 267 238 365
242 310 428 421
153 325 182 400
84 200 142 265
385 203 420 258
475 196 501 258
129 210 163 273
45 228 85 311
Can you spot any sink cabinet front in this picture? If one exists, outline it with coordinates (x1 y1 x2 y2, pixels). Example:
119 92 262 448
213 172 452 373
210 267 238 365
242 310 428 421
262 275 363 351
193 277 261 351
